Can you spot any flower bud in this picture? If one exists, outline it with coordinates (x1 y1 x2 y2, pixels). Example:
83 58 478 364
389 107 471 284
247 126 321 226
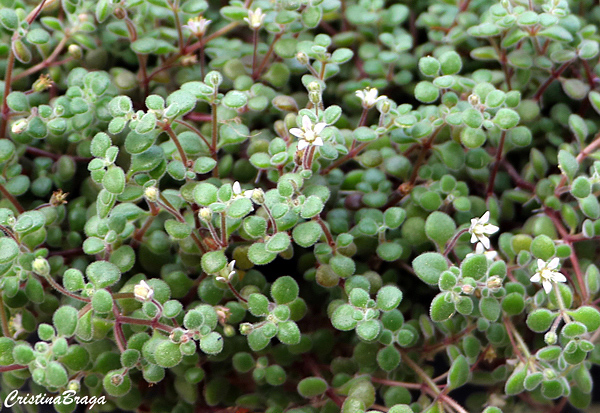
199 207 212 221
67 380 80 392
544 331 557 345
468 94 480 106
32 257 50 277
68 44 82 59
144 186 159 202
239 322 253 335
461 284 475 295
296 51 309 65
486 276 502 290
223 324 235 337
11 119 28 135
309 91 321 105
380 100 391 114
251 188 265 204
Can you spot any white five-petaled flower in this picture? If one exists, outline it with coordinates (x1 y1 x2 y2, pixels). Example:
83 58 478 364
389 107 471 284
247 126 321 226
244 8 266 29
216 260 236 283
466 242 498 262
355 87 387 109
233 181 254 199
530 258 567 294
183 16 211 37
134 280 154 302
289 115 328 151
469 211 499 249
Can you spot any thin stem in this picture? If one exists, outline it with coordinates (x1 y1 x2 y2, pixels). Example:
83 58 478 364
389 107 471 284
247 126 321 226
0 50 16 140
170 0 185 55
173 119 210 148
533 62 571 102
0 182 25 213
252 29 259 75
112 305 127 353
163 123 188 167
220 212 227 247
43 273 91 302
211 102 219 177
159 194 207 253
25 146 92 162
315 215 335 252
12 36 70 82
262 203 278 233
0 294 10 337
554 282 573 323
0 364 27 372
253 33 282 80
320 142 369 175
116 315 175 333
443 228 469 257
227 281 247 303
504 316 531 359
397 348 440 395
486 130 507 199
370 377 423 390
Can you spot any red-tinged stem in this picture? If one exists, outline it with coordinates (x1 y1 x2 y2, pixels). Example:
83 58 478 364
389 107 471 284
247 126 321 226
112 305 127 353
370 377 423 390
227 281 247 304
220 212 227 247
320 142 369 175
251 29 259 76
0 364 27 373
210 102 219 177
25 146 91 162
0 294 10 337
185 112 212 122
315 215 335 252
42 273 90 303
486 130 507 199
0 183 25 214
253 33 283 80
116 315 175 333
12 36 70 82
163 123 188 166
174 119 210 148
555 129 600 196
0 50 16 140
533 62 571 102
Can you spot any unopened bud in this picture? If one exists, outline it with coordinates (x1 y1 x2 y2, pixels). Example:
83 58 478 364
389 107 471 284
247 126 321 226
380 100 391 114
239 322 253 335
461 284 474 295
487 276 502 290
11 119 28 134
309 91 321 105
32 257 50 277
67 380 80 392
199 207 212 221
308 81 321 92
544 331 557 345
144 186 159 202
296 51 309 65
223 325 235 337
114 7 126 19
468 94 480 106
251 188 265 204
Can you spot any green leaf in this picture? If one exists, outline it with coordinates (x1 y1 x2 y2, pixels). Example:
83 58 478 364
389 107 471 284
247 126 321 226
53 305 78 337
568 306 600 332
376 286 403 311
412 252 448 285
271 275 299 304
479 297 501 321
248 242 277 265
0 237 19 263
292 221 322 247
297 377 328 398
447 355 469 389
266 232 291 253
86 261 121 288
0 8 19 30
430 292 455 322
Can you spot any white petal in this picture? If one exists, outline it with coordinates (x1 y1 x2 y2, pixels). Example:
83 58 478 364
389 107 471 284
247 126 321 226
548 257 560 270
543 281 552 294
470 218 478 226
314 137 324 146
479 236 490 249
530 273 541 283
480 211 490 223
483 224 499 234
376 95 388 102
314 122 328 134
553 272 567 283
243 17 250 24
233 181 241 194
355 90 364 99
470 233 478 243
302 115 312 130
289 128 303 138
475 243 485 254
537 259 546 271
297 139 309 150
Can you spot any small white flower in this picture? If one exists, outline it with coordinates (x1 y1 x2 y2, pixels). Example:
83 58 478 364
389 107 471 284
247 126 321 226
466 242 498 262
244 8 266 29
216 260 236 283
134 280 154 302
183 16 211 37
355 87 387 109
469 211 499 249
10 313 25 339
289 115 328 151
232 181 254 199
530 258 567 294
